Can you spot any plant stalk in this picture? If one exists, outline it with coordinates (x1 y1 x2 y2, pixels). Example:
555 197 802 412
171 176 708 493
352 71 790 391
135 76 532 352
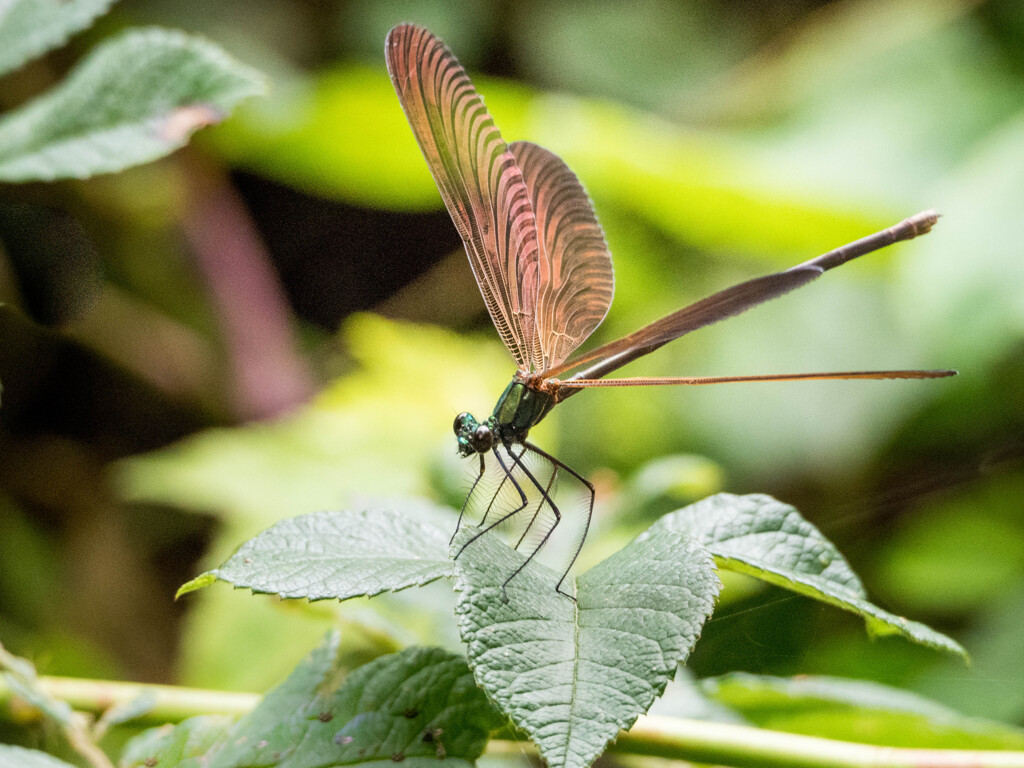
3 676 1024 768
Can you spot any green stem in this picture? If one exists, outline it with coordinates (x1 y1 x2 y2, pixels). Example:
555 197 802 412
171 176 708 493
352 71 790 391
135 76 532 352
3 677 1024 768
0 675 259 725
618 715 1024 768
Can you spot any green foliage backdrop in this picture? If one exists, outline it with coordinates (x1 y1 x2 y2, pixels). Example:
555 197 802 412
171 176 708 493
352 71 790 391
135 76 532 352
1 0 1022 753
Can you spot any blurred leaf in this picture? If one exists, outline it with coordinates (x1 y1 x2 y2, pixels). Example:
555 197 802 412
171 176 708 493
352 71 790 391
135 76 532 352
0 27 265 181
0 745 77 768
180 507 454 600
0 0 116 77
92 689 157 734
647 667 746 724
0 644 74 726
0 493 60 627
615 453 725 525
173 594 334 693
122 633 502 768
714 0 974 121
915 579 1024 724
339 0 499 66
874 473 1024 615
648 494 966 658
898 108 1024 368
703 672 1024 749
453 528 719 768
116 315 512 526
207 64 890 259
514 0 747 113
711 1 1017 201
119 714 232 767
116 316 510 690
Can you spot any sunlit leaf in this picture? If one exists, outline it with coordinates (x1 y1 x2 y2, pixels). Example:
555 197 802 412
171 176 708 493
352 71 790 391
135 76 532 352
179 507 454 600
453 528 719 768
207 65 889 260
703 672 1024 749
648 493 967 659
117 315 512 526
116 316 509 691
0 27 265 181
0 0 116 77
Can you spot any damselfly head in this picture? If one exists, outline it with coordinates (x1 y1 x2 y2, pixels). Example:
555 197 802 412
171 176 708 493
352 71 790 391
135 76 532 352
454 412 493 456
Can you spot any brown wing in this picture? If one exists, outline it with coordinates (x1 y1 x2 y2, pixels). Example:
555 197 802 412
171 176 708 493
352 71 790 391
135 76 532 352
547 210 942 381
510 141 614 371
386 24 542 370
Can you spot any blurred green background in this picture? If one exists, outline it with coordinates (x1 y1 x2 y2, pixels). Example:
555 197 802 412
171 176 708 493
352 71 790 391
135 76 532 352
1 0 1022 735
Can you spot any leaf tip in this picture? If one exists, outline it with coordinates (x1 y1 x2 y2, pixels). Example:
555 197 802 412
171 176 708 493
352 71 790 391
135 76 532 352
176 572 218 599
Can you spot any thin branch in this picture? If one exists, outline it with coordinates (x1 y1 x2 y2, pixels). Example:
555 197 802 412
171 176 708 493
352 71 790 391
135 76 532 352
3 677 1024 768
0 674 258 725
616 715 1024 768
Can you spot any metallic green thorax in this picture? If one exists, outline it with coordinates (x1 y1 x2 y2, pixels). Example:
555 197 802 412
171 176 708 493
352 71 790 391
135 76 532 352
455 378 557 456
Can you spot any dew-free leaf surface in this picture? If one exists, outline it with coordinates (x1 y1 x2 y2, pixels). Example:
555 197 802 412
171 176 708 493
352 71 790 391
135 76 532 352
648 493 967 659
178 507 453 600
453 528 719 768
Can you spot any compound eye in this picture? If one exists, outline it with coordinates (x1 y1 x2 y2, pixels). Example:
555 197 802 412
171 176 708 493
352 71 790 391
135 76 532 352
471 425 493 452
453 412 472 434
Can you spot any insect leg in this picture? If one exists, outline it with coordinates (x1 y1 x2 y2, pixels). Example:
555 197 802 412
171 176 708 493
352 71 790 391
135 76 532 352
523 441 595 599
498 441 569 602
479 445 520 528
453 443 529 560
452 451 487 545
513 458 558 551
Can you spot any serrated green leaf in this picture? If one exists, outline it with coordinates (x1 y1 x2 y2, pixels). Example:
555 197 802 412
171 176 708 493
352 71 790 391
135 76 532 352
453 528 719 768
0 745 78 768
122 633 503 768
702 672 1024 749
0 0 117 77
189 508 454 601
648 493 967 659
0 27 265 181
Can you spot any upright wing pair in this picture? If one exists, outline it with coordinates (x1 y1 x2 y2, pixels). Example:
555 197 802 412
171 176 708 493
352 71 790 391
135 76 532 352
386 23 613 379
